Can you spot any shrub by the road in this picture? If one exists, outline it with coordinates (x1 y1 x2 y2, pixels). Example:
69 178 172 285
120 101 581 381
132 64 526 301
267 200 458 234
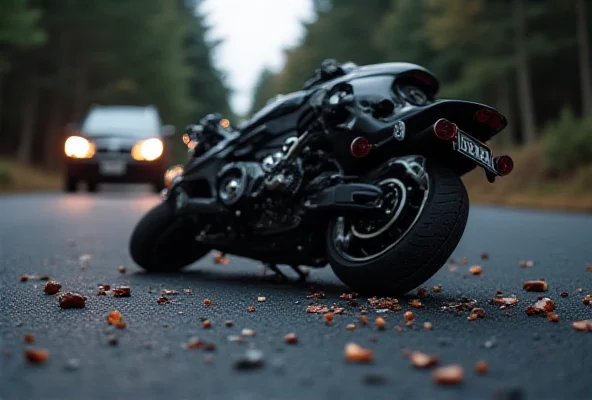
543 108 592 175
0 165 14 187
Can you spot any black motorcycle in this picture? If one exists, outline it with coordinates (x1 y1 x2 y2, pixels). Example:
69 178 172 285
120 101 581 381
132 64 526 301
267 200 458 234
129 59 514 295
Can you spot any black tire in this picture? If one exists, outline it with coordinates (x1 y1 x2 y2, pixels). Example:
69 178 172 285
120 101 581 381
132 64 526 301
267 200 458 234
129 202 210 272
326 163 469 296
87 181 98 193
64 176 77 193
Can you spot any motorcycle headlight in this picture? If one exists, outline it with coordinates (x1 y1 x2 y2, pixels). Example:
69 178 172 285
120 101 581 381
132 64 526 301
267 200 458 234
131 138 163 161
65 136 95 159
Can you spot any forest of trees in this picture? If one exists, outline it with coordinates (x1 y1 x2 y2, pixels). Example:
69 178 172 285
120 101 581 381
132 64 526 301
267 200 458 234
250 0 592 175
0 0 232 167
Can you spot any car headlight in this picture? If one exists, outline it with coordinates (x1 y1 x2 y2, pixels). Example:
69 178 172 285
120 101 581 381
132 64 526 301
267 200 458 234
65 136 95 159
131 138 163 161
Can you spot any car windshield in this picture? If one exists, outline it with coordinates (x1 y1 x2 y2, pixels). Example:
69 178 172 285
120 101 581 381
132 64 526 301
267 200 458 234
82 107 161 137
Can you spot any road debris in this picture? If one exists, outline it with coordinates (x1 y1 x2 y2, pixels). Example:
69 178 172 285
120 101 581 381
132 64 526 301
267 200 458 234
117 266 126 274
409 351 439 368
492 296 519 308
202 320 212 329
475 361 488 375
257 296 266 302
44 281 61 295
233 349 264 370
58 292 87 309
24 334 35 343
572 320 592 331
525 297 555 315
523 280 548 292
424 322 433 330
408 299 424 308
519 260 534 268
306 305 329 313
324 312 334 324
247 306 256 312
432 365 464 385
547 312 559 322
346 324 356 330
344 343 373 363
203 299 213 306
162 289 178 295
480 253 489 260
25 349 48 364
469 265 482 275
241 328 256 337
224 320 233 327
468 308 485 321
375 317 386 330
20 274 50 282
431 285 442 293
284 333 298 344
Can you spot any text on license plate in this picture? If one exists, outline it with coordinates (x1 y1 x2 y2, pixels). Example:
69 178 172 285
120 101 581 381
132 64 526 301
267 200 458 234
454 132 493 168
99 160 126 176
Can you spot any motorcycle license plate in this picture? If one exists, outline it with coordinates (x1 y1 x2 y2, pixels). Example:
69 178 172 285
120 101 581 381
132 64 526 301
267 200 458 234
99 160 127 176
453 131 495 172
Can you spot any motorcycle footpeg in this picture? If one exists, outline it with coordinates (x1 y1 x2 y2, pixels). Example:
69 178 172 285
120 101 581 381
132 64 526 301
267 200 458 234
304 183 384 217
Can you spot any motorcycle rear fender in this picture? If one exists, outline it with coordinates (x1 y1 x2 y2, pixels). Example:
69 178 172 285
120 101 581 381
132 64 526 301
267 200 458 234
399 99 507 143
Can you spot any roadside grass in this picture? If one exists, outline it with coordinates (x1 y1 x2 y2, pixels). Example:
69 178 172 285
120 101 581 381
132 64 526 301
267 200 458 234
463 144 592 212
0 158 62 194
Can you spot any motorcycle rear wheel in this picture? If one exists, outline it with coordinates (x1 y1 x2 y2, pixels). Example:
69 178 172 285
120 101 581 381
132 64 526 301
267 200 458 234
326 161 469 296
129 202 210 272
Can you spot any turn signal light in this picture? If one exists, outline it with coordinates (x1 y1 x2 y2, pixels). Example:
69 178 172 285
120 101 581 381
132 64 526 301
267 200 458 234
494 155 514 175
164 165 184 188
350 137 371 158
433 118 458 141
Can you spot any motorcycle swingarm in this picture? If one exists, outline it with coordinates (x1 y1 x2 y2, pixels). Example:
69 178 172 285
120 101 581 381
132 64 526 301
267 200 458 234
304 182 384 217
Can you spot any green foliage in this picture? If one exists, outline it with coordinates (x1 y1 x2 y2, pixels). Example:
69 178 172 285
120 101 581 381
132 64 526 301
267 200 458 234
542 108 592 174
0 0 232 165
0 165 14 186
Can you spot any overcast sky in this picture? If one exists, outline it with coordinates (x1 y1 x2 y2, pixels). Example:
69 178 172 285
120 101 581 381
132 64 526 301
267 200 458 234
199 0 315 116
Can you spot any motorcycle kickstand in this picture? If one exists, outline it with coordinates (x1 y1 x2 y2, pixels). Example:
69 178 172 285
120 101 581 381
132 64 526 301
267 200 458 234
289 265 309 282
265 264 290 282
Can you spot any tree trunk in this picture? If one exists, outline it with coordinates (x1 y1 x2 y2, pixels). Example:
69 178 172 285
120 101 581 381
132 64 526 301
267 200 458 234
514 0 537 145
73 58 88 121
576 0 592 116
17 85 39 164
43 99 63 167
492 73 515 148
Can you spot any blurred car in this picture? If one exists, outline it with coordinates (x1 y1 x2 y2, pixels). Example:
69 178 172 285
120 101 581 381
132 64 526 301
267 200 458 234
63 105 175 193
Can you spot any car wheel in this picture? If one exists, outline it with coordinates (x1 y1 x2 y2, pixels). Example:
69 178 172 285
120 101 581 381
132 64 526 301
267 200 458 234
64 176 77 193
87 181 99 193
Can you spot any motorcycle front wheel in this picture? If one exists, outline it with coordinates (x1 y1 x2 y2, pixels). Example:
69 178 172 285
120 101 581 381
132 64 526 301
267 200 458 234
326 160 469 296
129 202 211 272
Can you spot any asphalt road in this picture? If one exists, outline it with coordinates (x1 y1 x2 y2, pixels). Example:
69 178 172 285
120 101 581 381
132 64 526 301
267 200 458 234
1 185 591 400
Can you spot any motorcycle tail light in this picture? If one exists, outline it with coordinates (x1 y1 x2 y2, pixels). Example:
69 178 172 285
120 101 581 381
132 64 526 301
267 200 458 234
494 155 514 176
433 118 458 141
475 108 503 130
350 137 371 158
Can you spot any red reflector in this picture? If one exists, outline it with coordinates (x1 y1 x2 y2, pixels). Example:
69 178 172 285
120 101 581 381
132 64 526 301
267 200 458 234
475 109 503 130
494 155 514 175
350 137 371 158
433 118 458 141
